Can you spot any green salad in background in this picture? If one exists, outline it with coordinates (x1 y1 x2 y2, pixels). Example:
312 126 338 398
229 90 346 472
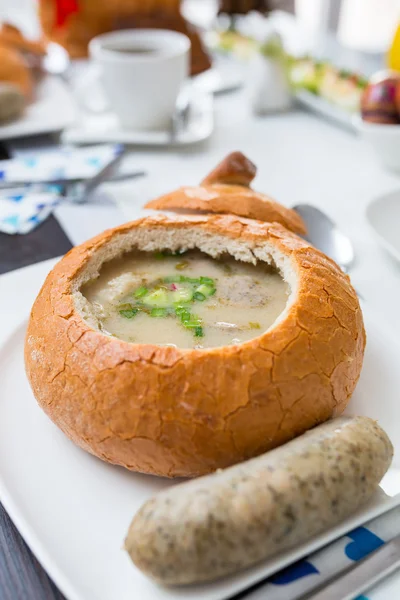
210 29 368 113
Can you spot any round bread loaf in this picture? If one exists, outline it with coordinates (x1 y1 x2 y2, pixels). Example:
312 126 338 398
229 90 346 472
145 152 307 235
0 43 33 99
25 214 365 477
0 24 47 56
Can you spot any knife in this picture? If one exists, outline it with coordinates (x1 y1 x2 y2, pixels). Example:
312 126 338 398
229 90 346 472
0 170 146 190
304 534 400 600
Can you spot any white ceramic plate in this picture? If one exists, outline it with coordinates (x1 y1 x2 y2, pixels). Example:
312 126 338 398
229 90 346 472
0 76 76 141
1 260 400 600
62 90 213 147
366 190 400 264
294 90 357 132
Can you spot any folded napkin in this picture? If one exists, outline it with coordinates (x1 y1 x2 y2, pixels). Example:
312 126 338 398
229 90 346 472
246 504 400 600
0 189 59 235
0 144 122 234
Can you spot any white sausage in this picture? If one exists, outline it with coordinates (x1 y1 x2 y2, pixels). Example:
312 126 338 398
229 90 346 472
125 416 393 585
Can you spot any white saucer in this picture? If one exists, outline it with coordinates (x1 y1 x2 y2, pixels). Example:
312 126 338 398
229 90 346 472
62 90 213 147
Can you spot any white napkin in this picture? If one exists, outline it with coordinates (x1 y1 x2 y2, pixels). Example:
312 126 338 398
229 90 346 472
0 144 121 234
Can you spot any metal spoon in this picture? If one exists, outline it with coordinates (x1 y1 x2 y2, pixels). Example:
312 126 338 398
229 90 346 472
292 204 355 273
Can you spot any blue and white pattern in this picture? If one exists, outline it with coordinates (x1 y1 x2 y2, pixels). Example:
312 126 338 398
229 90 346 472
0 144 122 235
0 190 59 235
244 505 400 599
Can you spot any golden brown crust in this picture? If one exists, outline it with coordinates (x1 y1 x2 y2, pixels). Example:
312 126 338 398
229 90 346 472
146 185 307 235
201 151 257 186
145 153 307 235
25 214 365 478
0 24 47 56
0 44 33 99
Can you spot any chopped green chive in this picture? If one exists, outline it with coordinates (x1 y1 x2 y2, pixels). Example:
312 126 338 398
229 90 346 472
123 274 216 338
184 320 202 328
145 289 169 307
171 287 193 303
134 286 148 298
119 308 139 319
196 284 216 297
193 291 206 301
180 311 191 323
150 308 167 317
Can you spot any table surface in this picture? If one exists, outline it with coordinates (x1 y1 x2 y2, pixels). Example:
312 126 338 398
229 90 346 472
2 18 400 600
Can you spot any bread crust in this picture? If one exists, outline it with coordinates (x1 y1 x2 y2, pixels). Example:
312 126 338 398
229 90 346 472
0 44 33 99
25 214 365 478
145 153 307 235
0 24 47 56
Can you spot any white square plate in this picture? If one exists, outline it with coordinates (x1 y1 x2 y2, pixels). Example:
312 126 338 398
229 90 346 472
0 76 76 141
0 259 400 600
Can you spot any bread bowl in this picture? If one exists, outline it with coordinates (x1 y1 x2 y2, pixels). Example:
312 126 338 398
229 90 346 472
145 151 307 235
25 211 365 478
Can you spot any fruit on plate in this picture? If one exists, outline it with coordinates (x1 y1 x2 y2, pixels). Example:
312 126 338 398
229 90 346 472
361 71 400 124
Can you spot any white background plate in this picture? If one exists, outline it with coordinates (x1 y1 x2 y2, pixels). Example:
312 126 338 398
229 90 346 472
62 90 213 147
366 190 400 264
0 76 76 141
294 90 357 132
1 259 400 600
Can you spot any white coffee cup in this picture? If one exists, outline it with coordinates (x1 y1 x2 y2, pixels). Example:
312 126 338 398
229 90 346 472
89 29 190 130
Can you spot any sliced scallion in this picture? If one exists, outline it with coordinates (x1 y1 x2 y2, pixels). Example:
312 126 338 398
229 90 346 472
134 286 148 298
119 308 139 319
150 308 167 317
193 291 206 301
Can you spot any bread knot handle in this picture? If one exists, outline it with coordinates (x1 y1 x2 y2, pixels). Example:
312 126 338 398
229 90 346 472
201 151 257 187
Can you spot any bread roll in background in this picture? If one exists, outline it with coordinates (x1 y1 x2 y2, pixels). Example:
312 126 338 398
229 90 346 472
0 83 25 123
0 44 33 99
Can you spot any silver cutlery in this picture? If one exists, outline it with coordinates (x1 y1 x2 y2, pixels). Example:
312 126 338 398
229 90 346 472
0 145 146 205
170 88 192 142
292 204 355 273
304 533 400 600
0 170 146 190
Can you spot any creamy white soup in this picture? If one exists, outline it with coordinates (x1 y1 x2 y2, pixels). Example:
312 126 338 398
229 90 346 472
82 250 289 349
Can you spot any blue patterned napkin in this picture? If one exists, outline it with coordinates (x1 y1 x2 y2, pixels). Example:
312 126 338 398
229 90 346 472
246 503 400 600
0 144 122 234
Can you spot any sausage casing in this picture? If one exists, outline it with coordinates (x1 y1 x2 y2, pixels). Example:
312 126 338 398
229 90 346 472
125 416 393 585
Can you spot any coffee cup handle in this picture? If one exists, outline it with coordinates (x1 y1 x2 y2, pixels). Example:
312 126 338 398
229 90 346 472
73 66 110 114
